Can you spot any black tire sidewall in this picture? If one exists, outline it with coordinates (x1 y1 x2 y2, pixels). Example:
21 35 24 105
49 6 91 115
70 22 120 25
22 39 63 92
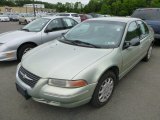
17 44 35 61
90 71 116 107
143 44 153 62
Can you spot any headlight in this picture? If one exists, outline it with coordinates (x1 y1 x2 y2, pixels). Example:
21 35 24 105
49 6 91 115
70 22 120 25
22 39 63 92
48 79 88 88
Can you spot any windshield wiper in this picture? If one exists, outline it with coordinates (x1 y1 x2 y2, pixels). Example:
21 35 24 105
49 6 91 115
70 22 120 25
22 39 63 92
59 35 77 45
60 35 101 48
21 28 30 32
71 40 101 48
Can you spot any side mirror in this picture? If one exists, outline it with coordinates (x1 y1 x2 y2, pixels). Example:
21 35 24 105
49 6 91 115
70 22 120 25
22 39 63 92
62 32 67 36
45 28 53 33
123 37 140 49
130 37 140 46
45 27 63 33
123 41 131 49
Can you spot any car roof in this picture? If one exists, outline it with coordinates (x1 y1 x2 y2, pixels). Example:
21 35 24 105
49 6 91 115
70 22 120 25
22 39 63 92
136 8 160 10
58 13 77 14
43 16 70 19
88 17 141 23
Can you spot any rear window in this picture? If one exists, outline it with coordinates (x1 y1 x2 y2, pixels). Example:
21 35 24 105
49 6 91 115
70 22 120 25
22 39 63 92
71 14 79 17
58 14 70 16
132 9 160 20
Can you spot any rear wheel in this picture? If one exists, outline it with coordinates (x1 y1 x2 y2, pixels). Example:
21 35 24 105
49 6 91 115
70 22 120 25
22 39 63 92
143 45 153 62
17 44 35 61
90 71 116 107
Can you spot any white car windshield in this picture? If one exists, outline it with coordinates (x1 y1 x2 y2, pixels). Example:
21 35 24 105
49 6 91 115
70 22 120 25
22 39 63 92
22 18 50 32
62 20 126 48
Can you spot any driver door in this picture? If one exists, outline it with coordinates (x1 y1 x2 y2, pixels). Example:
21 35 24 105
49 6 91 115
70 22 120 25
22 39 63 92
41 18 67 43
121 21 141 75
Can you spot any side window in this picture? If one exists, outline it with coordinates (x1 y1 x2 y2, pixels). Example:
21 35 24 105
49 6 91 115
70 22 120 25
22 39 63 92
144 22 149 34
46 18 64 31
62 18 78 29
125 22 140 41
137 21 149 39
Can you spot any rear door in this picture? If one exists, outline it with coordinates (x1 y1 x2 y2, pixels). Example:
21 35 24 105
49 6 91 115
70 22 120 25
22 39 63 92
136 20 150 57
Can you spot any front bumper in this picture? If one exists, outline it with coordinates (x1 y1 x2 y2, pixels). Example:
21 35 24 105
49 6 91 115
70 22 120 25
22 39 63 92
16 66 96 108
0 50 17 61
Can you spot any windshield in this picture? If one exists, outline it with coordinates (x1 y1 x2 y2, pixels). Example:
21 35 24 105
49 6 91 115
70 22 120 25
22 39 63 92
22 18 50 32
132 9 160 20
62 20 126 48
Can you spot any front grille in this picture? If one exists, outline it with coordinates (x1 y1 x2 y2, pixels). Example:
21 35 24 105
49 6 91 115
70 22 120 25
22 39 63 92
18 66 41 88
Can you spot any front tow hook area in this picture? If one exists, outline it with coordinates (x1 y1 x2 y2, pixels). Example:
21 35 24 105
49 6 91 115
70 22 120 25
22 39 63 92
16 83 31 100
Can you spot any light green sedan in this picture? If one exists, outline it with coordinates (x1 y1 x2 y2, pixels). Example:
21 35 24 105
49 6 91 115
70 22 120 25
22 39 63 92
16 17 154 108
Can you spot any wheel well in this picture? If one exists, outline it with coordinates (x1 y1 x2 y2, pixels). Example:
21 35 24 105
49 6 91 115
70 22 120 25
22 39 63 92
17 42 37 57
100 66 119 84
152 41 154 45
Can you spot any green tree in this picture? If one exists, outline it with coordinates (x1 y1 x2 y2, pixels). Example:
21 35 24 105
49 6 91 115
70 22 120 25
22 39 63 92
151 0 160 7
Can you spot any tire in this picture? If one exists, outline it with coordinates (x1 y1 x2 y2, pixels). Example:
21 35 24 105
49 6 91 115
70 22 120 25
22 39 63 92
17 44 35 61
143 45 153 62
90 71 116 107
19 21 21 24
25 20 28 24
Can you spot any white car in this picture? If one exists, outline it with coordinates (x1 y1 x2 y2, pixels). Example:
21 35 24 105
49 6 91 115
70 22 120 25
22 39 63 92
56 13 81 23
19 13 36 24
0 15 10 22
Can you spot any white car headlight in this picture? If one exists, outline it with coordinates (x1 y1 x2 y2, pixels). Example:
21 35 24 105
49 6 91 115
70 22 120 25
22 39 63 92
48 79 88 88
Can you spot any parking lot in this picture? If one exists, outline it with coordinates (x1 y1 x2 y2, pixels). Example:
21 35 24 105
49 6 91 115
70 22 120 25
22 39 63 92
1 22 160 120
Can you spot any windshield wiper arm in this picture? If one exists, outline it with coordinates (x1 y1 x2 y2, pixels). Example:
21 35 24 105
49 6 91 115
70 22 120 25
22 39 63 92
59 35 77 45
21 28 30 32
71 40 101 48
60 36 101 48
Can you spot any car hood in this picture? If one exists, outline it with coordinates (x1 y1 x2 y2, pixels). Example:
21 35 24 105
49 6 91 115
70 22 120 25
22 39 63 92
0 30 37 43
22 40 113 80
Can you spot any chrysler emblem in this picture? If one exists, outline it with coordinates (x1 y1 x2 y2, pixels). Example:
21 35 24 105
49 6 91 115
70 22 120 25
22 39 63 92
20 71 33 81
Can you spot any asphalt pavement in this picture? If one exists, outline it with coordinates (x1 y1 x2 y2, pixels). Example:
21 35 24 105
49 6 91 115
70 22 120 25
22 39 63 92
0 22 160 120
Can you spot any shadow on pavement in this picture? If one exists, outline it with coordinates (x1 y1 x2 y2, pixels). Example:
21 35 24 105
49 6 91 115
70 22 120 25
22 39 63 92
0 60 19 68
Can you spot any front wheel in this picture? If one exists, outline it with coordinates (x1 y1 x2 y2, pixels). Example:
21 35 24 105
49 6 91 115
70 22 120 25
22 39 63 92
17 44 35 61
90 71 116 107
143 45 153 62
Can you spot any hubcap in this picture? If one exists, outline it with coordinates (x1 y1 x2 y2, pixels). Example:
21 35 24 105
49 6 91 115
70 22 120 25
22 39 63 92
23 48 32 55
147 46 152 59
98 77 114 103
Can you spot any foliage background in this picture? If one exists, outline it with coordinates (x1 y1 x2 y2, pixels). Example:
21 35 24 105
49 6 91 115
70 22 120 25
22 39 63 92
0 0 159 16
